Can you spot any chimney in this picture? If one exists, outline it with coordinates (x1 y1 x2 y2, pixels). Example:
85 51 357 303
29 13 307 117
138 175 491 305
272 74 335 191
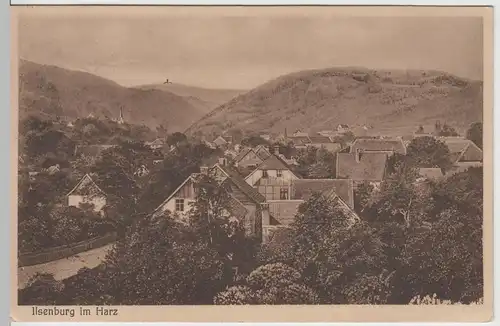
355 148 362 163
273 146 280 156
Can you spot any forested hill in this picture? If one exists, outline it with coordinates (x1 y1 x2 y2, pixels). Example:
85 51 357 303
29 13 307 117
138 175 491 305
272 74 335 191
19 60 208 132
187 67 483 136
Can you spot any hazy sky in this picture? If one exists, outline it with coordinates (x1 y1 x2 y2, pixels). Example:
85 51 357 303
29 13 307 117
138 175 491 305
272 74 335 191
18 9 483 89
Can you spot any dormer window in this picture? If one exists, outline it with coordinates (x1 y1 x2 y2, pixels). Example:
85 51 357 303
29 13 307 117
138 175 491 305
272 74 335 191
262 170 268 178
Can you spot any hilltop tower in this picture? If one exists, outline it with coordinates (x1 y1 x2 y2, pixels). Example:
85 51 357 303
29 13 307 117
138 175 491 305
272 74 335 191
118 107 125 124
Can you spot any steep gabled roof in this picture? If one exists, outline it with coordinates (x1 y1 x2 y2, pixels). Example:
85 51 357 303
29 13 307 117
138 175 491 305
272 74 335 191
254 145 272 160
350 138 406 155
255 154 290 171
233 147 254 163
66 173 107 197
290 178 355 209
245 154 299 184
336 152 388 182
441 138 483 163
152 173 198 214
216 164 266 204
213 136 228 145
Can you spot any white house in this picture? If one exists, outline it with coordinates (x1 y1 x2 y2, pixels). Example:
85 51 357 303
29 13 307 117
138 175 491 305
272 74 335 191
66 174 107 213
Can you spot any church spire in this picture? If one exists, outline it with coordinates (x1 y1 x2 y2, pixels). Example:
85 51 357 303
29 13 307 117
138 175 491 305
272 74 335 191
118 107 124 124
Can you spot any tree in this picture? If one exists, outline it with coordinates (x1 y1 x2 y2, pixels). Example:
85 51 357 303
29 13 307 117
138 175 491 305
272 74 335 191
167 132 188 147
308 147 336 178
241 135 269 147
466 122 483 149
438 123 460 137
103 215 229 304
19 273 64 305
354 181 375 216
214 263 320 305
406 136 452 171
400 205 483 303
258 193 389 304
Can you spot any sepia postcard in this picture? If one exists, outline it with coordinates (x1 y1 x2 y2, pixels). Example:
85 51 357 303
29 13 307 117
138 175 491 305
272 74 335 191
10 5 493 322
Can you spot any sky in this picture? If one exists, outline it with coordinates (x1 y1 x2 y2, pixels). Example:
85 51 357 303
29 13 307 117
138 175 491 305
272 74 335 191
17 8 484 90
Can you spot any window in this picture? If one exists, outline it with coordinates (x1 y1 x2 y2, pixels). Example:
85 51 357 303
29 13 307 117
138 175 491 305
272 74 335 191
280 188 289 200
175 199 185 212
262 170 269 178
276 170 283 177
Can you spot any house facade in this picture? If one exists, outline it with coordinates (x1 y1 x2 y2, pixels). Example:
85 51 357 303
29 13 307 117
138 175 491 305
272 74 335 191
245 155 300 201
261 178 359 243
152 163 269 239
66 174 107 213
233 145 272 169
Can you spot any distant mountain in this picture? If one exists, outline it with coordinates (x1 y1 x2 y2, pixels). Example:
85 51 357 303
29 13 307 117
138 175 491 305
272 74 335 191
187 67 483 137
138 83 244 114
18 60 207 132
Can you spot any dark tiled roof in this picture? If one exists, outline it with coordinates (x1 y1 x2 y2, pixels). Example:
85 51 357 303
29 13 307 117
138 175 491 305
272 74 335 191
350 138 406 155
225 196 249 220
290 178 354 209
267 200 303 225
255 146 272 160
256 154 290 171
217 164 266 204
441 139 483 162
233 148 253 163
336 152 388 182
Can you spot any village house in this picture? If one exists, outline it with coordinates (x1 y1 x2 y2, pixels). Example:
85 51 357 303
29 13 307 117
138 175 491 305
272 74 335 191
440 138 483 164
151 161 269 239
287 135 311 150
245 154 300 200
308 135 342 152
336 150 389 186
145 138 165 150
212 136 228 148
438 138 483 178
349 138 407 156
261 178 359 242
233 145 272 169
66 174 107 213
337 124 350 133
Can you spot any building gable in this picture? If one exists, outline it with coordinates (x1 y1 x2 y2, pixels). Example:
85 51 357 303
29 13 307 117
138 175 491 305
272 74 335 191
66 174 106 198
